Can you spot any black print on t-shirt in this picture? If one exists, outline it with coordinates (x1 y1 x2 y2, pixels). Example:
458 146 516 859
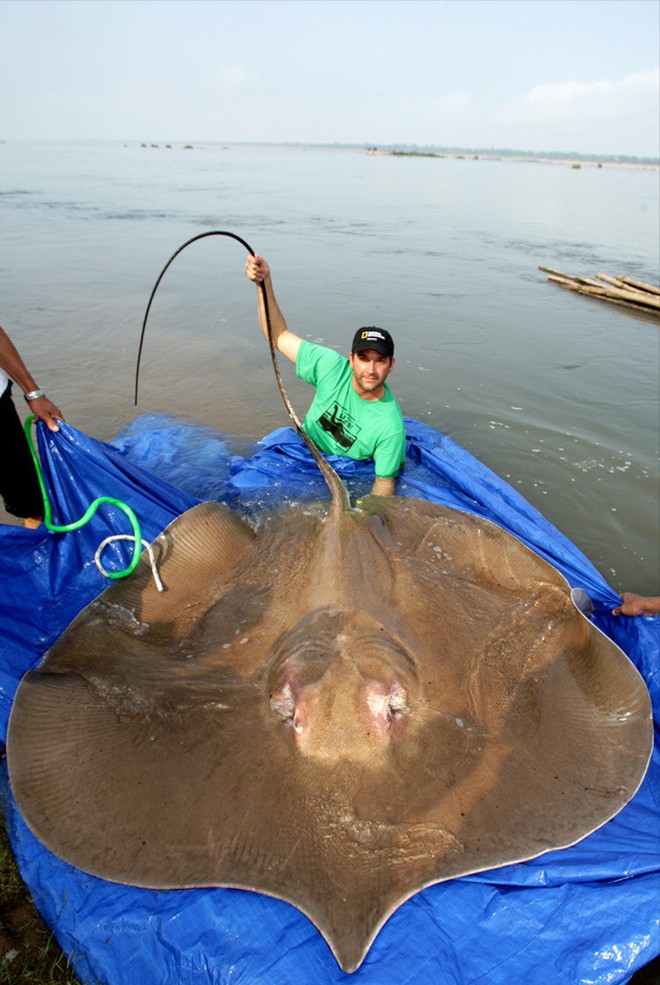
317 402 360 450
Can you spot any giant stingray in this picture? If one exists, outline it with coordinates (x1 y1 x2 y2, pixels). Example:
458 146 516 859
7 235 654 973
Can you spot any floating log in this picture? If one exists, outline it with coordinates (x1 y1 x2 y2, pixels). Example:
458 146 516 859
539 267 660 317
617 276 660 296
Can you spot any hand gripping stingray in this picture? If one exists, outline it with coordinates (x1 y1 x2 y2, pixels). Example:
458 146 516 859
7 236 654 973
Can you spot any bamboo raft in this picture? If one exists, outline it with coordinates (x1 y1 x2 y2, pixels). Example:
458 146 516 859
539 267 660 318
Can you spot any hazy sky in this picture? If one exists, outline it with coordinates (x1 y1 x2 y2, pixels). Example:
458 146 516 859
1 0 658 156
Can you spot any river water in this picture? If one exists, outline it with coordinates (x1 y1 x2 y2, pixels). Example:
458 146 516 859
1 140 658 595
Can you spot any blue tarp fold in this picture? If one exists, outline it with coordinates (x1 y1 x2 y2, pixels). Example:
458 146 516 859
1 414 658 984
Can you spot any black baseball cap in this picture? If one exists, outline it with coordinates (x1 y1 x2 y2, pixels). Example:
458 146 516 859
351 326 394 358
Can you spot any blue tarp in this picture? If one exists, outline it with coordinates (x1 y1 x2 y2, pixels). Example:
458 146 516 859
1 414 658 985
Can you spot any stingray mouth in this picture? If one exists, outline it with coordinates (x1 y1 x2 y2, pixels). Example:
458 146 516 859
267 608 421 764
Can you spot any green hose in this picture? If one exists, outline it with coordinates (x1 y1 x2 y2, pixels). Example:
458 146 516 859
23 416 142 579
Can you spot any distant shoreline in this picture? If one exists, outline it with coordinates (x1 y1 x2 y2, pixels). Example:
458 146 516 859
2 138 658 171
365 147 660 172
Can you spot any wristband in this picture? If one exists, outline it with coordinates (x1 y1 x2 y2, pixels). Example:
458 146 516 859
24 389 46 402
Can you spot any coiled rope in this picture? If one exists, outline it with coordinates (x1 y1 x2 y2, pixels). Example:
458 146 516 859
24 416 162 587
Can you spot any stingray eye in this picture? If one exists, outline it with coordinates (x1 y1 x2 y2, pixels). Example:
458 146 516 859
270 682 297 725
386 684 408 725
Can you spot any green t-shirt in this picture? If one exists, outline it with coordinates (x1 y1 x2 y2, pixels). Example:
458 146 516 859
295 341 406 478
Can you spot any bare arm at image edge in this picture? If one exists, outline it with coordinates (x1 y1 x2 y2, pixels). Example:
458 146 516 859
612 593 660 616
0 326 64 431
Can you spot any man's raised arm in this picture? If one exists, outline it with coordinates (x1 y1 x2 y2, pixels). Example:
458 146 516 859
245 256 302 365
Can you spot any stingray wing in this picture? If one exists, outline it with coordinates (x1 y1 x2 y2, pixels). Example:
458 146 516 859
8 501 270 875
366 497 653 851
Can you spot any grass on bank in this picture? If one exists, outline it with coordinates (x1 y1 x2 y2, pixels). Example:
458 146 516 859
0 818 80 985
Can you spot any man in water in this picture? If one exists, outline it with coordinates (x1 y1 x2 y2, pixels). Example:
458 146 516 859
246 255 405 496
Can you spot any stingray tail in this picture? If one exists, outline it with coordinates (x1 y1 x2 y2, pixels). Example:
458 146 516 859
134 229 351 514
258 281 351 514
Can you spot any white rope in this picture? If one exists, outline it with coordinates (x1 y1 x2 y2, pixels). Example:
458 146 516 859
94 535 165 592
